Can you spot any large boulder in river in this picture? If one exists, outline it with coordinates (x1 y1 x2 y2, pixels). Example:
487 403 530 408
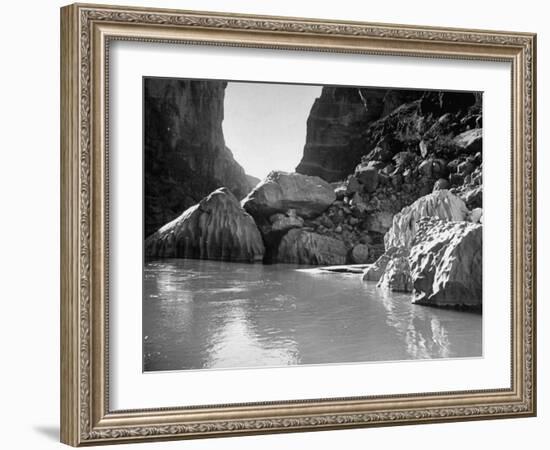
276 229 348 265
409 218 482 308
145 188 265 262
242 171 336 219
384 189 469 249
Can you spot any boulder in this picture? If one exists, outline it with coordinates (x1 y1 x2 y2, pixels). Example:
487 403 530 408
409 218 482 308
276 229 348 265
457 160 475 176
350 192 368 215
242 171 336 219
469 208 483 224
419 159 433 178
334 184 347 200
269 209 304 233
462 186 483 209
362 246 407 282
346 175 361 194
355 164 379 192
433 178 450 191
145 188 265 262
384 190 469 249
350 244 369 264
453 128 483 154
369 145 393 163
377 255 413 292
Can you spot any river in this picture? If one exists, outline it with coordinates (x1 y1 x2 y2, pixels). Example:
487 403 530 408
143 259 482 372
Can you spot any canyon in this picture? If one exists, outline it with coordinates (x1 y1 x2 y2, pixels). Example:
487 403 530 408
145 81 483 309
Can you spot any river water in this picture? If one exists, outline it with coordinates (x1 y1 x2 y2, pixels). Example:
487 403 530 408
143 259 482 372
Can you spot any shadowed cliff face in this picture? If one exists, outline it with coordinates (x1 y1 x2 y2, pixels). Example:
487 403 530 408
296 87 427 182
144 78 252 237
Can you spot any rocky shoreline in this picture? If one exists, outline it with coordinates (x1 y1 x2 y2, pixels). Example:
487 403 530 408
145 82 483 310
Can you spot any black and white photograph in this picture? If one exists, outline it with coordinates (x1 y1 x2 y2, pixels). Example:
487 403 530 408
142 78 483 372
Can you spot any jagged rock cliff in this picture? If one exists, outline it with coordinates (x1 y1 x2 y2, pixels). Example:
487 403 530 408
296 87 426 182
145 188 265 262
144 78 252 237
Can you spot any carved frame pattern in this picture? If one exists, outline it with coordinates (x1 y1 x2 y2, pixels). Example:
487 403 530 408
60 3 536 446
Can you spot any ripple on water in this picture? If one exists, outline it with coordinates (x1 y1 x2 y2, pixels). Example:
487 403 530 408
143 258 482 372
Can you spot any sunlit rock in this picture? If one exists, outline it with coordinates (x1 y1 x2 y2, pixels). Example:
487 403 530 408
362 246 408 282
409 218 482 308
377 254 413 292
384 189 469 249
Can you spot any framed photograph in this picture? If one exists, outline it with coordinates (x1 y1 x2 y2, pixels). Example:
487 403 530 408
60 3 537 446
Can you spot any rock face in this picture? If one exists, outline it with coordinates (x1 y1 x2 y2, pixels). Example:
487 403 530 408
145 188 265 262
296 87 425 181
377 255 413 292
384 190 469 249
276 229 348 265
362 246 407 282
242 171 336 219
409 218 482 308
144 78 252 237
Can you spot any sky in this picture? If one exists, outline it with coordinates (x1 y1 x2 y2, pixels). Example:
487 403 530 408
222 81 322 180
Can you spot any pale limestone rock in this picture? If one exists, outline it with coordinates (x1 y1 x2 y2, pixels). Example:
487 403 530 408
409 218 482 308
362 246 407 282
377 255 413 292
384 189 469 250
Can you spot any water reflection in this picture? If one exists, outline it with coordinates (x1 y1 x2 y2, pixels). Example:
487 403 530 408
143 259 481 372
371 287 454 359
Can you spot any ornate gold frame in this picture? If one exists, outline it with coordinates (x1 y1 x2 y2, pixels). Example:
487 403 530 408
60 2 537 446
